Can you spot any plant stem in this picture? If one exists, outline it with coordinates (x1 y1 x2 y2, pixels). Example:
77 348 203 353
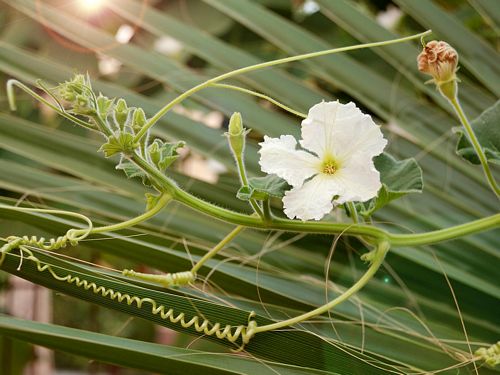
210 83 307 118
253 241 389 334
131 154 500 247
235 155 264 218
133 30 432 143
262 198 273 224
387 213 500 247
72 194 171 236
191 226 245 274
449 97 499 197
346 202 359 224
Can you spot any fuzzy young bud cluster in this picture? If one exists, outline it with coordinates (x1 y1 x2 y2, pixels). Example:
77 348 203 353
417 40 459 100
57 74 96 116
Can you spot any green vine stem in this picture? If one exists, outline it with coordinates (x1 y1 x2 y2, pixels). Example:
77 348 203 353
131 154 500 247
210 83 307 118
72 193 171 236
123 225 245 287
251 241 390 335
234 152 264 219
3 27 500 352
346 202 360 224
191 225 245 274
449 96 500 198
133 30 432 143
262 199 273 224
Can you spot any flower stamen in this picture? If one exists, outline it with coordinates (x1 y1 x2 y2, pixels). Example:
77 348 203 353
322 160 338 175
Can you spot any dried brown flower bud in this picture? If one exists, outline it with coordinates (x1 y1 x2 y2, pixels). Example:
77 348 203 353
418 40 459 100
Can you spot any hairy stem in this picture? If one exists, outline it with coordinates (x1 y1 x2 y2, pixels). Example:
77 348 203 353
130 154 500 247
235 155 264 218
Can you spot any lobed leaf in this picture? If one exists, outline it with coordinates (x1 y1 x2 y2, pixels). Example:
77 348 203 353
359 153 423 216
456 100 500 165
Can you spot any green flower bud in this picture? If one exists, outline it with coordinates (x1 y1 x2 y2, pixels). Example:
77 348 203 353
114 98 129 130
57 74 96 115
228 112 243 136
97 95 114 118
73 94 95 115
132 108 147 132
226 112 248 158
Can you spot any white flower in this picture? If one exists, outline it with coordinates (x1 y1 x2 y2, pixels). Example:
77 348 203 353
258 101 387 221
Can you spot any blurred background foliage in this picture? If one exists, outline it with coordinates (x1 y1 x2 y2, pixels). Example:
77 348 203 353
0 0 498 374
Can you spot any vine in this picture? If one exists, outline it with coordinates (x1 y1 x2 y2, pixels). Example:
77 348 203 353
1 30 499 360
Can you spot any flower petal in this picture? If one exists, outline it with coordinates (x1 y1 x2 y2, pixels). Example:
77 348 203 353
331 158 382 204
258 135 320 187
283 174 339 221
300 101 387 161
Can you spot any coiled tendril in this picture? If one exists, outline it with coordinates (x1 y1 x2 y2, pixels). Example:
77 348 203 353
476 342 500 367
122 269 196 287
10 247 257 350
0 205 93 266
0 204 259 348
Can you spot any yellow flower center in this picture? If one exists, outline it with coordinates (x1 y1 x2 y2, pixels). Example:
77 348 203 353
322 159 338 175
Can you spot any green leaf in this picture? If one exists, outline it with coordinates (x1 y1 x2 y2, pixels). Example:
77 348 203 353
96 94 115 119
237 175 290 201
148 139 185 171
115 158 144 179
236 185 254 201
359 153 423 216
115 157 153 188
0 249 398 374
456 101 500 165
99 132 137 158
0 315 334 375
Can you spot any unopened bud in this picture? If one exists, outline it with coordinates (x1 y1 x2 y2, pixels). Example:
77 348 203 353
226 112 248 158
132 108 147 131
114 98 129 130
417 40 459 100
57 74 96 115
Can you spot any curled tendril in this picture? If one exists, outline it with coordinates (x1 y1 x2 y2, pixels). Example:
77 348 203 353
7 247 257 350
476 342 500 367
122 269 196 287
0 204 93 266
6 79 98 131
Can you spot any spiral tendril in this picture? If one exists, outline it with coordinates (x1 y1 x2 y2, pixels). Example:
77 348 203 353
0 205 93 266
7 247 257 349
122 269 196 287
0 206 258 348
476 342 500 367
